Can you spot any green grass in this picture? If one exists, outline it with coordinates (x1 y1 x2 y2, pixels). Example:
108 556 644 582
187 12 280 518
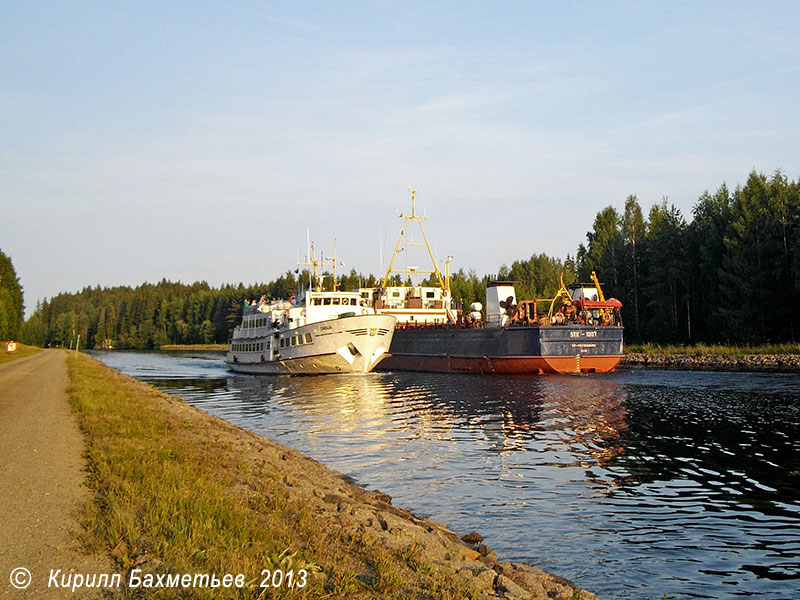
64 353 487 599
369 550 403 593
0 341 42 364
625 342 800 356
67 354 332 598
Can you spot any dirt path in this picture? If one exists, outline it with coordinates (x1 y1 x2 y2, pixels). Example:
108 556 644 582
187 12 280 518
0 350 107 598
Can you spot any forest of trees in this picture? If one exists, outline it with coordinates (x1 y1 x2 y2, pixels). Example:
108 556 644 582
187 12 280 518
0 250 25 341
15 168 800 349
22 276 300 350
576 170 800 344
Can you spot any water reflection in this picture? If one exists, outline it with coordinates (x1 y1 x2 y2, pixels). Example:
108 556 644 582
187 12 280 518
220 373 629 468
93 351 800 599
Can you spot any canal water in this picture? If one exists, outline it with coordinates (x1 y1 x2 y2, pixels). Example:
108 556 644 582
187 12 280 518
90 351 800 600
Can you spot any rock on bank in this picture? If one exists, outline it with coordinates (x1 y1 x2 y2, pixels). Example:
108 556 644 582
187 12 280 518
622 353 800 372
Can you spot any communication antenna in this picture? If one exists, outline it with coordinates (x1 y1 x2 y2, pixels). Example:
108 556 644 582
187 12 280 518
323 239 342 291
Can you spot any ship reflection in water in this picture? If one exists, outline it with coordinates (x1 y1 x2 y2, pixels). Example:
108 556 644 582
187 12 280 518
222 372 629 476
96 351 800 600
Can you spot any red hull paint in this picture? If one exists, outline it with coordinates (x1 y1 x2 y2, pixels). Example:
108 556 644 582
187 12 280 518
379 354 623 374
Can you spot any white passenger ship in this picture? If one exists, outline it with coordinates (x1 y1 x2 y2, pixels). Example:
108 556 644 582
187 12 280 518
226 290 396 375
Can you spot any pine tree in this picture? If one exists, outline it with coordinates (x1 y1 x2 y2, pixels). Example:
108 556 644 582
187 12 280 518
621 195 646 341
718 171 785 342
0 250 24 340
640 199 689 342
577 206 624 291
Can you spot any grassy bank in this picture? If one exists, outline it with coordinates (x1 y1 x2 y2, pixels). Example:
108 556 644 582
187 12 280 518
0 341 42 364
67 353 592 599
66 354 357 599
160 344 229 351
625 342 800 356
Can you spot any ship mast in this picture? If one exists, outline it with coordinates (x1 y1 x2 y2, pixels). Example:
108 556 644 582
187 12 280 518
381 188 446 290
324 239 340 291
297 242 331 292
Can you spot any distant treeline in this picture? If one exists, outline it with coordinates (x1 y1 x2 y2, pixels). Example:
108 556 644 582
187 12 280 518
18 169 800 348
20 270 489 349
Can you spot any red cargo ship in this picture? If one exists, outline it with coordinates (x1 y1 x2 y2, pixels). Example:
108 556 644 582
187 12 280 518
358 190 624 374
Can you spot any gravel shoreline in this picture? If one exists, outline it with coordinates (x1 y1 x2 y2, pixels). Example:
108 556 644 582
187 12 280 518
621 353 800 372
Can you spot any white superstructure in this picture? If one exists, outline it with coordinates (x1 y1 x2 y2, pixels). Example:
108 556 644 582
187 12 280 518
226 289 396 375
358 285 454 325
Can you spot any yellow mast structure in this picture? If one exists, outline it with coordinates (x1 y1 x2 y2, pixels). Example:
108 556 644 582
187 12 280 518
297 243 331 292
545 273 574 319
381 189 446 290
444 255 453 292
325 240 340 291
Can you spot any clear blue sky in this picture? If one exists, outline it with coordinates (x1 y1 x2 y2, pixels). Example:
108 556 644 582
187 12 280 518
2 1 799 316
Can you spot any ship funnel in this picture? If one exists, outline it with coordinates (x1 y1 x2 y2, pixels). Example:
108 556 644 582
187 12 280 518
486 281 517 327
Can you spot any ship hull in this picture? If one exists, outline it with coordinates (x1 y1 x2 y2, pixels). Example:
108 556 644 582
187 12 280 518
379 324 623 374
226 351 381 375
